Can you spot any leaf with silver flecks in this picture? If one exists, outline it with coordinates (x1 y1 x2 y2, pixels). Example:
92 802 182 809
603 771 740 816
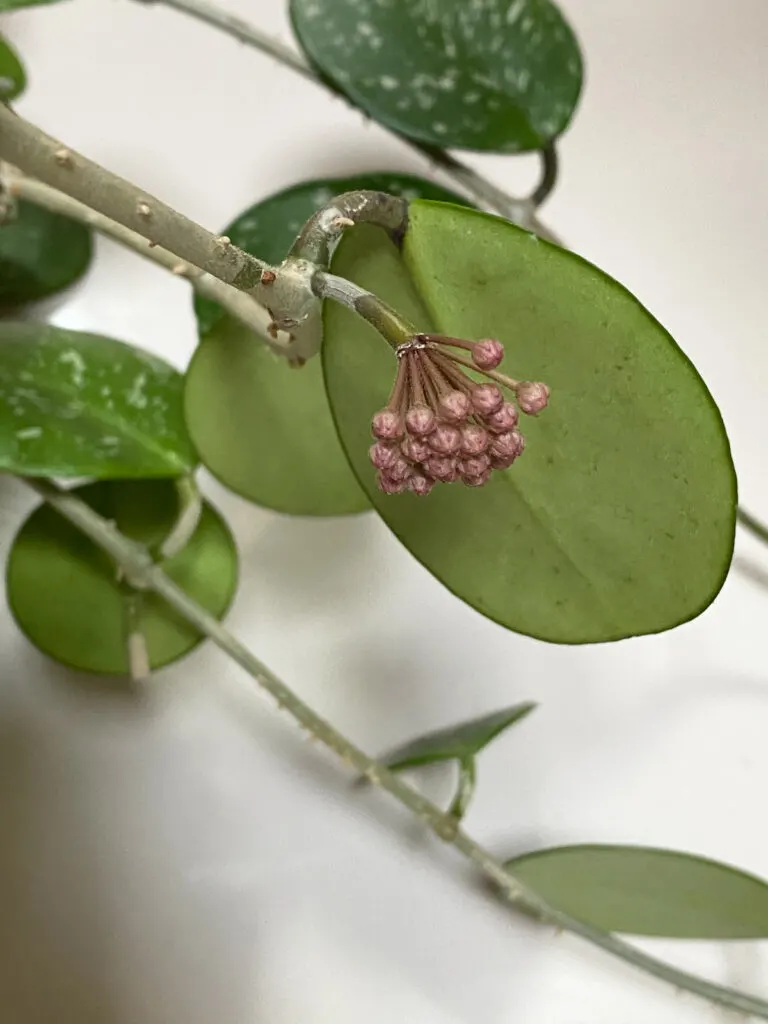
290 0 583 153
0 322 196 478
0 33 25 101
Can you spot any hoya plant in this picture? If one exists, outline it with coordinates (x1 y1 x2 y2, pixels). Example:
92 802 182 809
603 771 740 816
0 0 766 1018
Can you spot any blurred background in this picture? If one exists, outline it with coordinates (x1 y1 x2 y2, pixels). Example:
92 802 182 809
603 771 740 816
1 0 767 1020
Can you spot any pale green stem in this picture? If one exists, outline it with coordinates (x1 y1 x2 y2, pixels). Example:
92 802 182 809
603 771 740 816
7 174 287 352
18 476 768 1021
447 756 477 822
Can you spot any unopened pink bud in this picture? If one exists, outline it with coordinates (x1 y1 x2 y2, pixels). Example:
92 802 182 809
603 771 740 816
408 474 434 497
405 403 437 437
460 423 489 455
459 453 491 477
370 441 400 470
372 408 404 439
471 383 503 416
462 467 492 488
429 423 462 455
438 389 472 424
424 455 458 482
472 338 504 371
387 456 414 483
484 401 518 433
378 472 405 494
402 436 431 463
490 430 524 460
516 381 550 415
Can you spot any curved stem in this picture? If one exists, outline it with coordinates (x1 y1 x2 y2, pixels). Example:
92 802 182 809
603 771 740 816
290 189 409 267
530 145 559 208
20 475 768 1022
132 0 555 227
448 756 477 822
737 507 768 549
159 476 204 560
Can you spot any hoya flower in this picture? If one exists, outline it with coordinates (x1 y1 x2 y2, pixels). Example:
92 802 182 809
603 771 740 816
369 334 549 495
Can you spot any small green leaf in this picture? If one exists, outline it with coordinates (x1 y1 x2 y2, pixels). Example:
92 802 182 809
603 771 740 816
0 322 197 478
322 204 736 643
7 479 238 675
0 34 26 101
0 199 93 308
187 174 470 516
290 0 583 153
381 702 536 770
505 845 768 939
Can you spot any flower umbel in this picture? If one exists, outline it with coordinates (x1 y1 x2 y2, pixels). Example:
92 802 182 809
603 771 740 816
369 334 550 496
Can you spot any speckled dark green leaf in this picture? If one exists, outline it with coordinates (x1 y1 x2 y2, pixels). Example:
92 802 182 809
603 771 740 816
187 174 470 516
381 702 536 770
322 203 736 643
0 34 25 101
506 845 768 938
0 199 93 308
290 0 583 153
7 479 238 675
0 322 196 478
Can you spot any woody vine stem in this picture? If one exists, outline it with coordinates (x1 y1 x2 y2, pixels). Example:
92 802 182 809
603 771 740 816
1 102 768 1018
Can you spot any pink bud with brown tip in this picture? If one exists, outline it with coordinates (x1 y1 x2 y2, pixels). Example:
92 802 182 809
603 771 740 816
429 423 462 455
372 409 404 439
408 474 434 497
516 381 550 415
405 403 437 437
438 389 472 424
402 436 431 463
378 473 405 494
472 338 504 370
424 455 458 482
471 383 503 416
369 441 399 470
460 423 489 455
484 401 519 433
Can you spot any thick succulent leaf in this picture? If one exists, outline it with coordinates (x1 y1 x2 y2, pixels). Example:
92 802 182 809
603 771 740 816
290 0 583 153
322 204 736 643
7 479 238 675
0 199 92 308
187 174 470 516
506 845 768 939
381 702 536 770
0 322 196 478
0 34 25 101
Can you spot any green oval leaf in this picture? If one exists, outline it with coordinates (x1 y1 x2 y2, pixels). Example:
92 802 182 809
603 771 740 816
187 174 471 516
290 0 583 153
505 845 768 939
322 203 736 643
0 199 93 309
0 34 25 102
381 702 536 770
7 479 238 675
0 322 197 478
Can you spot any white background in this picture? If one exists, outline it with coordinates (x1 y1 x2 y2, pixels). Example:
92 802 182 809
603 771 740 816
2 0 768 1021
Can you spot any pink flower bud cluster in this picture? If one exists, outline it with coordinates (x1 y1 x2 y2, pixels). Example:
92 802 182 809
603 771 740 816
369 334 549 496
